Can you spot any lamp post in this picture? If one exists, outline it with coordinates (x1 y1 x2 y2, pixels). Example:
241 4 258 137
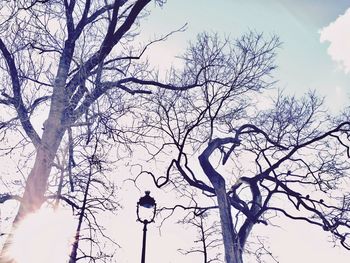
137 191 156 263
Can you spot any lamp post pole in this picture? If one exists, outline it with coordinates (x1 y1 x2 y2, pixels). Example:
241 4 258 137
137 191 156 263
141 220 148 263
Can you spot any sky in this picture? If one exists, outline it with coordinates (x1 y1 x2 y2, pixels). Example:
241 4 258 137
140 0 350 112
114 1 350 263
1 1 350 263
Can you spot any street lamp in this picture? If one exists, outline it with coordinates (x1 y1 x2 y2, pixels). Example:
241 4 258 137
137 191 156 263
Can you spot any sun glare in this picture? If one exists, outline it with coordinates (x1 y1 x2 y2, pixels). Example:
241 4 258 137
5 207 76 263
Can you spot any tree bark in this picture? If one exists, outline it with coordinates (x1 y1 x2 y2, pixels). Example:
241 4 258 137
199 138 243 263
0 120 66 262
215 183 243 263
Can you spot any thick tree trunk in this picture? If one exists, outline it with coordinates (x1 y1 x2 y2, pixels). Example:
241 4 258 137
17 147 58 218
18 109 66 216
199 154 243 262
213 182 243 263
0 117 66 262
198 138 244 263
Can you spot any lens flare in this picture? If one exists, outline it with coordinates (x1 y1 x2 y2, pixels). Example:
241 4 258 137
6 207 76 263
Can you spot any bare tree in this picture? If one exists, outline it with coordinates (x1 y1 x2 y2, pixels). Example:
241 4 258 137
178 212 223 263
138 33 350 263
1 1 349 263
64 134 120 263
0 0 215 261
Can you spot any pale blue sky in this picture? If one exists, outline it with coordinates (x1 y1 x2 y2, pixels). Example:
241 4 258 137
140 0 350 112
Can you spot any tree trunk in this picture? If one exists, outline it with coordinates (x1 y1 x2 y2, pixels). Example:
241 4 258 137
0 117 66 261
199 144 243 263
215 183 243 263
69 160 93 263
201 166 243 263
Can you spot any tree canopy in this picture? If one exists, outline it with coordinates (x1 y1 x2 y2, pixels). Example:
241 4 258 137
0 1 349 263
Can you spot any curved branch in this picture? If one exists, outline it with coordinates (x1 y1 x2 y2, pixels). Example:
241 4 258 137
66 0 152 97
0 39 41 147
0 193 22 203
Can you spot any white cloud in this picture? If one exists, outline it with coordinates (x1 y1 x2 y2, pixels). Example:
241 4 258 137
320 8 350 74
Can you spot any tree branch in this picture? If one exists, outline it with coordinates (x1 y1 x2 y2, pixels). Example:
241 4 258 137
0 39 41 147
